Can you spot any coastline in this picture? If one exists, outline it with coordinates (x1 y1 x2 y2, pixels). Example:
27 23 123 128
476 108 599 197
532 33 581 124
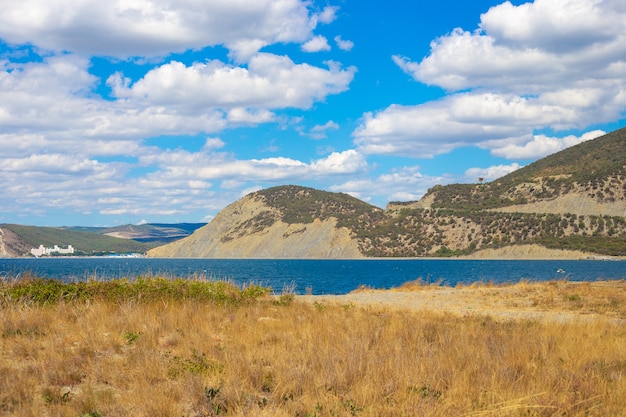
3 242 625 260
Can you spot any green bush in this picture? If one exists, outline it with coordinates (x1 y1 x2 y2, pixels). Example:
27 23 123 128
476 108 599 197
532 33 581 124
0 277 270 306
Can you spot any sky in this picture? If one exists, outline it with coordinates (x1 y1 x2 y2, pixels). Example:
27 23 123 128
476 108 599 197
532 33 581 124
1 0 625 227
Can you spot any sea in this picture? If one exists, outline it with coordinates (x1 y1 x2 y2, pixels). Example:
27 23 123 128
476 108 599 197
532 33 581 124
1 257 625 295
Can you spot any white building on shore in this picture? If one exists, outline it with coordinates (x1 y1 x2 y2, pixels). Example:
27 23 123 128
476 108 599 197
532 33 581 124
31 244 75 257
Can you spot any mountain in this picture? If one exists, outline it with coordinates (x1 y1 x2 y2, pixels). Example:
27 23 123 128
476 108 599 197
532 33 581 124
148 186 382 258
63 223 206 243
149 127 626 259
0 223 205 257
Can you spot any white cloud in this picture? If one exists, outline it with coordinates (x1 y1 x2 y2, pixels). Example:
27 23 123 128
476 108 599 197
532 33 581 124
142 148 367 182
490 130 605 159
479 0 623 54
353 94 544 158
311 150 367 174
201 214 216 223
109 54 356 110
0 154 111 176
396 1 626 94
302 35 331 52
309 120 339 139
227 108 276 124
334 35 354 51
0 55 235 148
0 52 355 167
0 0 318 61
315 6 339 25
364 0 626 160
330 166 447 206
203 137 226 150
312 121 339 132
0 1 363 225
464 163 522 183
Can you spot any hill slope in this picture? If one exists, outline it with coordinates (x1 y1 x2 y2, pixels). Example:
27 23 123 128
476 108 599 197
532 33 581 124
0 224 151 256
400 126 626 215
149 128 626 259
64 223 206 244
148 186 381 258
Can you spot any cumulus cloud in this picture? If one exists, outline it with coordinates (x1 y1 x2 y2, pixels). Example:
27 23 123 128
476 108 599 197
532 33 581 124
479 0 622 54
0 0 362 225
203 138 226 151
334 35 354 51
0 55 237 147
330 166 447 206
108 54 356 110
353 93 552 158
0 51 355 161
301 35 331 52
227 108 276 124
314 6 339 25
311 150 367 174
490 130 605 159
464 163 522 183
309 120 339 139
140 148 367 182
397 0 626 93
0 52 357 224
363 0 626 159
0 0 318 61
0 154 110 176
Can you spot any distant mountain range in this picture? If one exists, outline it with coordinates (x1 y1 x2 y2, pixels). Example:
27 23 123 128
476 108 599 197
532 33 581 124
149 127 626 259
0 223 205 257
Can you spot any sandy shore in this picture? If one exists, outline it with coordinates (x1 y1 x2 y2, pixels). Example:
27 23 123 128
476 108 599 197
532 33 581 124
298 280 626 323
458 243 626 260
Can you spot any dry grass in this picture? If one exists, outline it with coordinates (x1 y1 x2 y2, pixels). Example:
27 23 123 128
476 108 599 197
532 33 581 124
348 279 626 321
1 279 626 416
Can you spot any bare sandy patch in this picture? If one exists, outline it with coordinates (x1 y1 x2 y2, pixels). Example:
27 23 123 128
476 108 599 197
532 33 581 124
298 279 626 322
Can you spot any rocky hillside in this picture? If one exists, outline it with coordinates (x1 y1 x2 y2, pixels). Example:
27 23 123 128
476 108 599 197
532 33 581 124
149 127 626 259
395 126 626 215
148 186 382 258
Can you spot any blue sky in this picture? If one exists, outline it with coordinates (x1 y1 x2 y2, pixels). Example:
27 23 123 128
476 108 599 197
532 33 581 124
1 0 625 227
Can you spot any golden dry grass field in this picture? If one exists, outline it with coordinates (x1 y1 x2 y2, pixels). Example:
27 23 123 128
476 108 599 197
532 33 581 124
1 278 626 416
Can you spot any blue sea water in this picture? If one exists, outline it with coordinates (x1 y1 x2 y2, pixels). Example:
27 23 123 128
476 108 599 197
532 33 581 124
1 258 625 294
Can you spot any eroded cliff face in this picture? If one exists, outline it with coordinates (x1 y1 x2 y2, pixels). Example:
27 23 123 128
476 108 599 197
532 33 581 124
147 194 363 258
0 228 9 257
0 227 31 258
